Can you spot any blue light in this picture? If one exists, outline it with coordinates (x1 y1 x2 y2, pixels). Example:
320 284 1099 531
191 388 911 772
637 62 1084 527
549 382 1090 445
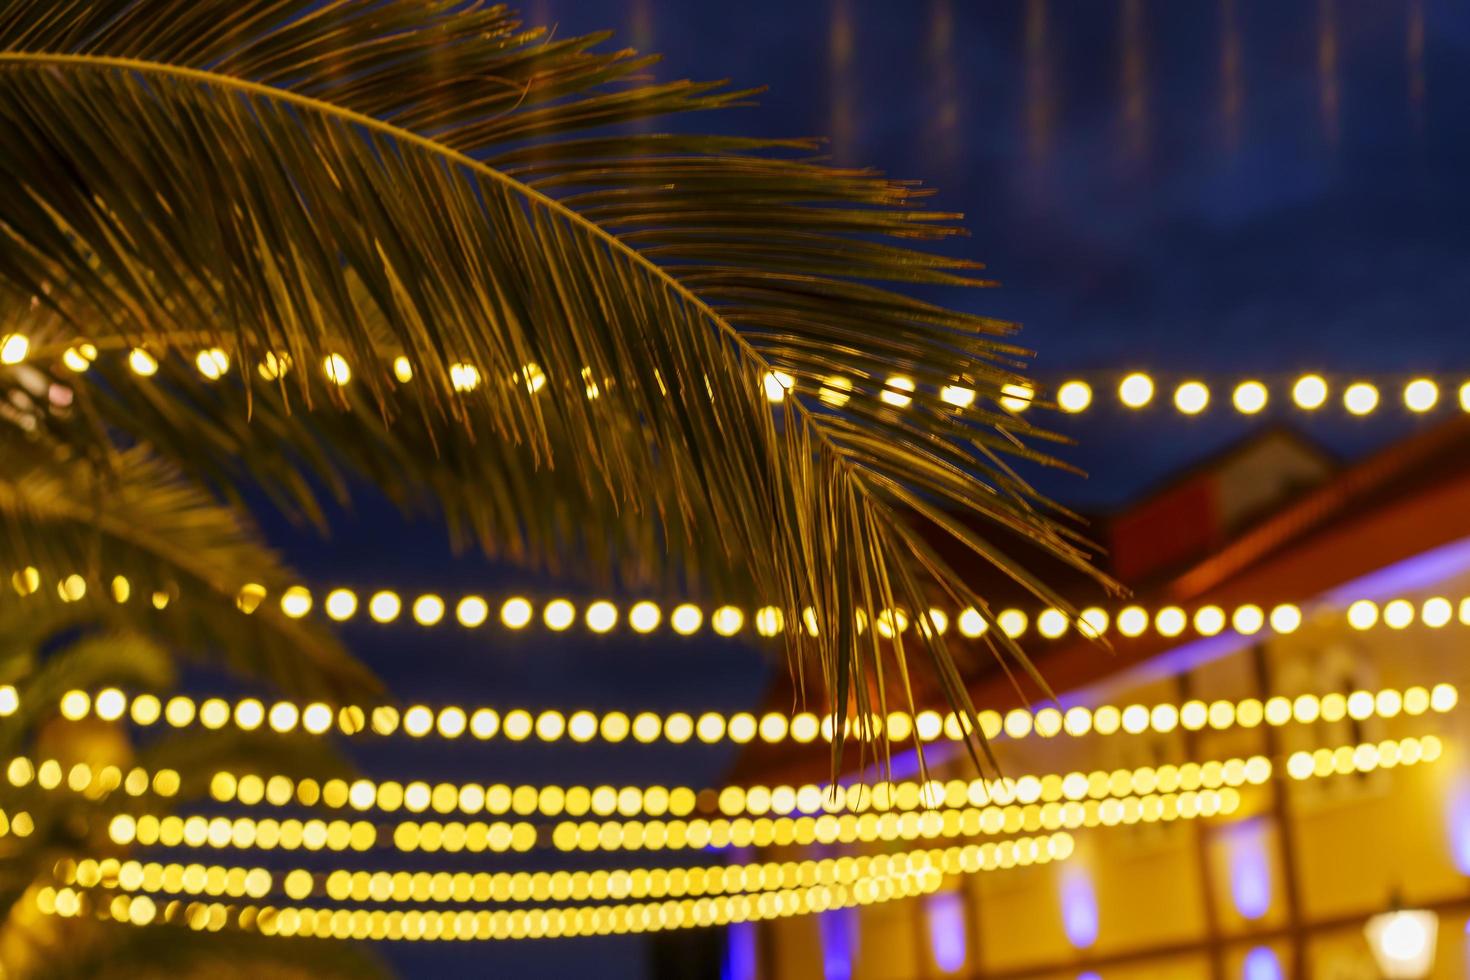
1225 818 1272 920
1060 865 1099 949
1078 973 1102 980
1243 946 1283 980
721 921 757 980
1447 777 1470 874
925 891 967 973
819 906 857 980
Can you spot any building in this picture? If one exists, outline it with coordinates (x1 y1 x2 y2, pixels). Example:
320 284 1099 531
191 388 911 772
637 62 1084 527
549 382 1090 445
725 417 1470 979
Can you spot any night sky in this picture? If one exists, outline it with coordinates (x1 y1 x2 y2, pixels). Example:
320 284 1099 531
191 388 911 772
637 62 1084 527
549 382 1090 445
253 2 1470 976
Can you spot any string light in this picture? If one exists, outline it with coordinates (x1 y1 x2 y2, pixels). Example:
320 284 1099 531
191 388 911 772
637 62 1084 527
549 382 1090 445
44 857 956 941
33 680 1454 752
22 346 1468 420
61 834 1073 906
15 578 1470 646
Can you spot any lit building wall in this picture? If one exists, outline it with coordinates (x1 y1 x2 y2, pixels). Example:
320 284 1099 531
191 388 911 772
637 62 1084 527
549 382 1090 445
750 560 1470 978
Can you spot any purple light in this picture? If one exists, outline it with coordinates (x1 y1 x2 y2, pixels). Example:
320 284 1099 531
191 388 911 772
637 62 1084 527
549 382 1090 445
1078 973 1102 980
1243 946 1283 980
925 891 967 973
1224 818 1272 920
1447 777 1470 874
721 921 757 980
1060 865 1099 949
819 905 857 980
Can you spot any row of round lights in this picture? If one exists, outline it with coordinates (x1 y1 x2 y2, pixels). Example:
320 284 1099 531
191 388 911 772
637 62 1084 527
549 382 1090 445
55 734 1436 863
13 565 1470 646
1051 374 1468 416
11 332 1464 418
205 748 1273 822
59 833 1074 906
40 681 1457 749
40 861 951 941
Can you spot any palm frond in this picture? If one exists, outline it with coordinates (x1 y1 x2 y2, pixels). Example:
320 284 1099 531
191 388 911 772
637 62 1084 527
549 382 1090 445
0 1 1112 771
0 428 376 699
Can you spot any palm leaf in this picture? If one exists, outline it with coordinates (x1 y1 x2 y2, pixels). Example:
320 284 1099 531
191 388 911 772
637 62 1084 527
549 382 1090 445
0 428 376 699
0 1 1112 771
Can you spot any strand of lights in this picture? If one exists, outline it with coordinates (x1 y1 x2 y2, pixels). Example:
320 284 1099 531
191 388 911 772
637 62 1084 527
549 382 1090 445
551 736 1440 854
49 735 1444 860
36 680 1457 750
11 566 1470 647
548 787 1244 854
40 861 952 941
56 832 1074 906
6 335 1468 419
198 750 1276 822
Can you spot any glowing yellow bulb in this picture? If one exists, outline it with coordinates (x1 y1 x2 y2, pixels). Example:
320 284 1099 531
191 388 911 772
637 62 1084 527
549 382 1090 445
0 333 30 364
1116 606 1148 637
543 599 575 631
1232 381 1267 414
998 383 1034 412
818 375 852 407
57 574 87 602
1078 607 1109 638
280 586 313 619
450 363 481 392
369 591 401 623
763 371 794 402
1268 603 1301 634
63 344 97 372
94 688 126 721
1422 596 1453 628
1173 381 1209 415
712 606 744 636
412 595 445 626
195 348 230 380
1036 609 1068 639
755 606 784 637
235 583 266 614
456 596 489 628
323 354 351 385
128 348 159 376
1383 599 1414 629
1460 381 1470 413
1155 606 1186 637
940 385 976 408
392 356 413 383
957 608 988 638
1346 599 1377 630
258 351 291 380
1057 380 1092 413
1231 604 1264 635
324 589 358 621
1343 382 1378 415
1404 378 1438 413
629 601 661 633
499 597 533 629
1292 374 1327 410
1118 373 1154 408
670 604 703 635
997 609 1027 639
881 376 915 408
59 690 91 721
586 601 618 633
1192 605 1225 636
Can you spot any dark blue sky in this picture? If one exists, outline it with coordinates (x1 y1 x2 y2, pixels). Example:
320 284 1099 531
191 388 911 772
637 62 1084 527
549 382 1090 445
263 3 1470 976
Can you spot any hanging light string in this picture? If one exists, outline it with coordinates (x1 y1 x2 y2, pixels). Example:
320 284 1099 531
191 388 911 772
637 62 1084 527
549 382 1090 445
39 856 956 941
28 680 1458 748
12 566 1470 647
53 831 1074 907
4 333 1466 419
4 735 1440 856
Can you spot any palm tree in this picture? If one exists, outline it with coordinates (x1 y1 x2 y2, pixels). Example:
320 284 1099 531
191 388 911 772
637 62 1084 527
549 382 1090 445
0 16 1116 969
